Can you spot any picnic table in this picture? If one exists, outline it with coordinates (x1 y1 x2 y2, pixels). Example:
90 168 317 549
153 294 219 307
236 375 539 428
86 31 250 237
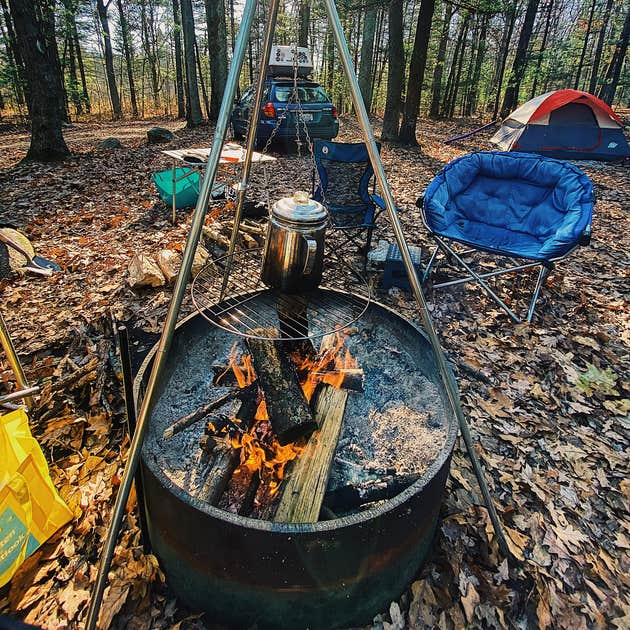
161 143 277 222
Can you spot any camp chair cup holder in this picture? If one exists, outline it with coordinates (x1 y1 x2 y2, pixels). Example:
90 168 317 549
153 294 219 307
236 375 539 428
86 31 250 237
420 151 595 323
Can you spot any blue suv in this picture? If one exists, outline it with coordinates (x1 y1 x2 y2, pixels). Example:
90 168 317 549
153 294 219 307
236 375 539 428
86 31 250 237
231 78 339 147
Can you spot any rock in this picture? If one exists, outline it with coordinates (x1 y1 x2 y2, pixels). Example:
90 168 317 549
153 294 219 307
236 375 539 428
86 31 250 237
0 227 35 270
147 127 175 144
128 254 165 288
192 245 209 276
99 137 123 149
157 249 181 284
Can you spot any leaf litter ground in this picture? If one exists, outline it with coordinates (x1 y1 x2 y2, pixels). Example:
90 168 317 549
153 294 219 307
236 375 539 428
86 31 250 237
0 115 628 629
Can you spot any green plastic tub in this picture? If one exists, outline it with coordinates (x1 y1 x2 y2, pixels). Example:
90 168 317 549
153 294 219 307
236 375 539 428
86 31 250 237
152 167 200 209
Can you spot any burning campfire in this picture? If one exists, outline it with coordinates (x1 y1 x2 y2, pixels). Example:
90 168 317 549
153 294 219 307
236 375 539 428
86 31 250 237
163 329 365 521
220 332 361 516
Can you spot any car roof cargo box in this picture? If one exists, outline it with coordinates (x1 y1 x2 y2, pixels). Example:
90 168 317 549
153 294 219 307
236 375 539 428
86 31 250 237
268 45 313 78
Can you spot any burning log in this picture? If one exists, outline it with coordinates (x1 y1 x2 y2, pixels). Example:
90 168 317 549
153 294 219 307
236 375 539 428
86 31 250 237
162 382 258 440
322 473 423 513
211 363 364 392
198 395 259 505
246 328 317 445
199 436 240 504
274 385 348 523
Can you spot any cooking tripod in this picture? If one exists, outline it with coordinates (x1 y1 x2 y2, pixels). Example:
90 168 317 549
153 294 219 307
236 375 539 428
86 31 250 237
86 1 511 626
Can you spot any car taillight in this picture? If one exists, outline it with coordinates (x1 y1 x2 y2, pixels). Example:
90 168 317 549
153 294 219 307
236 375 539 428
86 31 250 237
331 105 338 119
262 102 276 118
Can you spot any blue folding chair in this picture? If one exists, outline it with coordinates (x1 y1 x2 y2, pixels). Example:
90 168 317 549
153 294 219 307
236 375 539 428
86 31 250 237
312 140 390 266
418 151 594 322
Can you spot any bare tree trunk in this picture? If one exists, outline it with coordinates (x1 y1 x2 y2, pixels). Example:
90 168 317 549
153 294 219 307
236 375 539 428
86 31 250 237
531 0 554 98
139 0 160 109
500 0 541 118
299 0 310 47
205 0 228 120
574 0 597 90
8 0 69 160
429 2 452 118
358 5 377 111
589 0 614 95
195 38 211 119
371 8 386 108
493 2 516 118
40 0 69 123
67 33 83 115
466 13 488 116
180 0 202 126
70 13 90 112
171 0 185 118
441 11 468 117
398 0 436 145
381 0 404 140
447 12 470 117
116 0 138 117
599 6 630 104
95 0 122 118
0 0 27 106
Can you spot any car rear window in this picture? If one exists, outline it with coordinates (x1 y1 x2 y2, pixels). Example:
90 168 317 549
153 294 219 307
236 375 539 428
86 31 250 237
274 86 330 104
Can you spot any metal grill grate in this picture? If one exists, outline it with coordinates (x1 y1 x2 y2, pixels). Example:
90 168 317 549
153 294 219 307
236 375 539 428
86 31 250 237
191 248 370 341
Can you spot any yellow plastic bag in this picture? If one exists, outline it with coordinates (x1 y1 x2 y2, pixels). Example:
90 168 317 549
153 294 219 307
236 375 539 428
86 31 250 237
0 408 73 587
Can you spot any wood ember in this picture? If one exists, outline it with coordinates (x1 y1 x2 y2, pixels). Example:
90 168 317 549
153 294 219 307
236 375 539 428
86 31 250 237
246 327 317 445
162 382 258 440
274 385 348 523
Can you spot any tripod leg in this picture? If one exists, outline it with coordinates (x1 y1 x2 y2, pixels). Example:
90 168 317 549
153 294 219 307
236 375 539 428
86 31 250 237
322 0 511 559
84 2 259 627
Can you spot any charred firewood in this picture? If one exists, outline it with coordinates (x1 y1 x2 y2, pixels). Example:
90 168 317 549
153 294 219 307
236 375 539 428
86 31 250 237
322 473 422 513
238 471 261 517
246 327 317 445
198 395 259 505
273 385 348 523
162 382 258 440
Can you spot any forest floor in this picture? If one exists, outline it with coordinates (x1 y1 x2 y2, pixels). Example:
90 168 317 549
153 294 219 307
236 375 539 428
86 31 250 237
0 114 628 630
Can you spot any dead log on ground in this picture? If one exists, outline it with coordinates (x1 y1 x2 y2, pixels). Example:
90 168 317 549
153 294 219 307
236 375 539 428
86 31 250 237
274 385 348 523
247 327 317 445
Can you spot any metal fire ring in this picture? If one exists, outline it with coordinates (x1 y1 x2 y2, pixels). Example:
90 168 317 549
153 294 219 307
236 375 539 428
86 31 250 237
191 248 371 341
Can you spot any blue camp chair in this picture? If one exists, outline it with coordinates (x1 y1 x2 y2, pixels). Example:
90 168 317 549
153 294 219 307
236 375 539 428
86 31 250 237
418 151 594 322
312 140 390 266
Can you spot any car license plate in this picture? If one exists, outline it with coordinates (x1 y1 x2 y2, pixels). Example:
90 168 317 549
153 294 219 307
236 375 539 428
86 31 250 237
299 113 313 122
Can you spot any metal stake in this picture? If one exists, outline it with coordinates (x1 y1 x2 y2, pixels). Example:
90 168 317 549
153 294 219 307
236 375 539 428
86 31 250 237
322 0 511 558
0 309 33 410
84 1 258 626
117 325 150 554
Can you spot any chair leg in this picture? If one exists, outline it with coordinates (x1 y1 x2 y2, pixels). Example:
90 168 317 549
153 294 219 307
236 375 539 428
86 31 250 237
423 245 440 283
434 236 521 323
363 225 374 270
527 265 551 323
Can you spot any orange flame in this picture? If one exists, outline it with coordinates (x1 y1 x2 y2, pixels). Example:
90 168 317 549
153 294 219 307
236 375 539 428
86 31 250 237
224 333 355 500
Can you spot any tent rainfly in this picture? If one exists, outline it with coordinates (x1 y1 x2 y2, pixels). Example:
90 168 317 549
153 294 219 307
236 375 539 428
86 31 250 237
491 89 630 161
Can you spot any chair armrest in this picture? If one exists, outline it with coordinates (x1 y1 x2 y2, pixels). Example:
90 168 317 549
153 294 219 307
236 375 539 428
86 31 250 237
416 193 425 209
